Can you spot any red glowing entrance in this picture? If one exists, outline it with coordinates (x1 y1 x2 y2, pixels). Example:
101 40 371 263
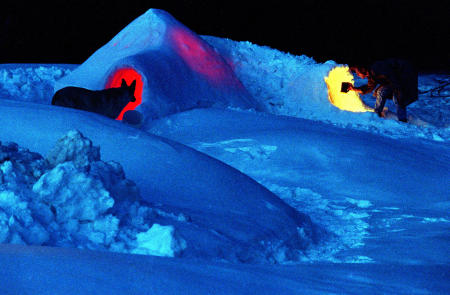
105 68 144 120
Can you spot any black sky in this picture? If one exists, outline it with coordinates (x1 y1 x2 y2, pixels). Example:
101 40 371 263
1 0 448 71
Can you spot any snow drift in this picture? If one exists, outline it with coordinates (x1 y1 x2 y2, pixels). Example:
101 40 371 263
0 101 317 262
0 130 187 256
55 9 262 121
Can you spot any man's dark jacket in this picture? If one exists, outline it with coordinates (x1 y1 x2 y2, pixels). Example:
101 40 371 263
359 59 418 107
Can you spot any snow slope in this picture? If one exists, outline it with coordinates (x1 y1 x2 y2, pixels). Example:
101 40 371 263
148 107 450 264
0 100 316 263
1 244 448 295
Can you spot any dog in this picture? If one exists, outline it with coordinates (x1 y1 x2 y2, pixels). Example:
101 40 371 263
52 79 137 119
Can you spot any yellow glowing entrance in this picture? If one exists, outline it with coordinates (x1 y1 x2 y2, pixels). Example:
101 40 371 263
324 66 373 113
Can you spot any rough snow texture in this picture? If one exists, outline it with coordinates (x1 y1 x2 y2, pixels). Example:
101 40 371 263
46 130 100 168
0 131 185 257
0 130 317 263
147 106 449 264
204 36 450 141
0 64 74 104
203 36 336 118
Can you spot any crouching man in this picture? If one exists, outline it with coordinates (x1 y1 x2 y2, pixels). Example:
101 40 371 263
349 59 418 122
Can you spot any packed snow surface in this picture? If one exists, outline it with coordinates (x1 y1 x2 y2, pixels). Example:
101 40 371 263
0 8 449 294
0 116 317 263
55 9 261 121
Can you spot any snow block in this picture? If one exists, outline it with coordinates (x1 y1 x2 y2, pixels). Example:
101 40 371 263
132 224 186 257
55 9 262 121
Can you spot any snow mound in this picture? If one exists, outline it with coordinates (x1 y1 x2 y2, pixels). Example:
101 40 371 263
0 128 318 263
204 36 450 141
55 9 262 121
203 36 337 118
0 131 184 257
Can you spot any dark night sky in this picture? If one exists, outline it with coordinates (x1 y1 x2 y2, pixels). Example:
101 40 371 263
1 0 448 71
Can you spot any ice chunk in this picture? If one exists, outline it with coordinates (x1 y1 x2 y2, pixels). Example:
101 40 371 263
345 198 373 209
0 133 135 251
132 224 186 257
46 130 100 169
32 162 113 222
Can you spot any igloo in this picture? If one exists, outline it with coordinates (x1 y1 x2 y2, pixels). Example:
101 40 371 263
55 9 262 121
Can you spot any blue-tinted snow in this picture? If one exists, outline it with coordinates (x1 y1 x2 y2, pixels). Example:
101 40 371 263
0 105 315 263
204 35 450 141
147 107 449 264
55 9 262 120
0 67 448 294
0 12 449 295
1 130 185 257
1 244 448 295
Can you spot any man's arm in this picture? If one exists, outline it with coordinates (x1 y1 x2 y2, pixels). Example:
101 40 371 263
349 76 377 95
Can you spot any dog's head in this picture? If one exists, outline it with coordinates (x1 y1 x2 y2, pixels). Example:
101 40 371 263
120 79 137 102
